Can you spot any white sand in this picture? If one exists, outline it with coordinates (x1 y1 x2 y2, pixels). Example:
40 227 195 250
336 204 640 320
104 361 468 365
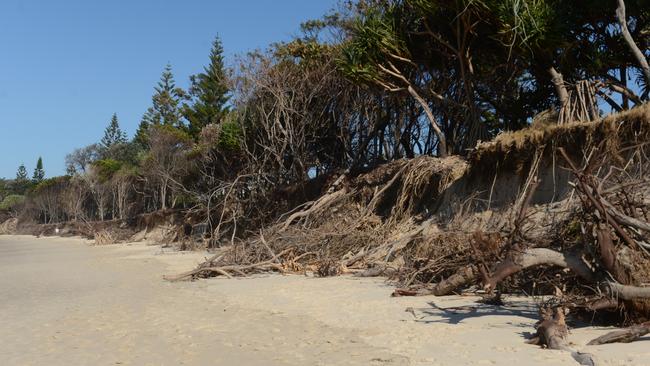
0 235 648 366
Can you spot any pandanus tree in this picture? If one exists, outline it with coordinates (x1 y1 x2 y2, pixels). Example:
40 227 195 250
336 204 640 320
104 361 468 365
339 0 650 154
339 0 547 154
339 2 450 156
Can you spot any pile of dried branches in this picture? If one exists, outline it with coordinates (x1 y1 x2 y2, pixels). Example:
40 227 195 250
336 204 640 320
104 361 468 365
395 137 650 323
165 156 466 281
166 105 650 351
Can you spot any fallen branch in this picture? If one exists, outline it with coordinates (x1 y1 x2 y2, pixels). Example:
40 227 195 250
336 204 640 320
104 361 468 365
484 248 596 291
588 321 650 345
164 248 293 282
393 266 477 297
607 282 650 300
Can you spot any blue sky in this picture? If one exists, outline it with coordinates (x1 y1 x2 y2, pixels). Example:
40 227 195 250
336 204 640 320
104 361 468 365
0 0 338 178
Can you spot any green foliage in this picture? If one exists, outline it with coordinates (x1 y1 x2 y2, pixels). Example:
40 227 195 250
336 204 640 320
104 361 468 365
103 142 139 164
151 123 193 144
137 64 188 147
339 4 406 84
32 176 70 193
275 39 335 65
32 157 45 183
92 159 123 182
153 64 186 127
115 163 138 178
16 164 28 181
133 119 150 148
217 119 242 152
101 113 128 148
0 194 25 211
171 192 197 208
474 0 553 53
0 179 7 201
183 36 231 139
13 164 30 194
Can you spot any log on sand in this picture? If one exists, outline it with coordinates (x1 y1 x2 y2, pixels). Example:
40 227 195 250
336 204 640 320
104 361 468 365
483 248 650 302
392 265 477 297
588 322 650 345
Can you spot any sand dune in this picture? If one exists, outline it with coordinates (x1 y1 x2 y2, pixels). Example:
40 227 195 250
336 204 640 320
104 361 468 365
0 235 647 365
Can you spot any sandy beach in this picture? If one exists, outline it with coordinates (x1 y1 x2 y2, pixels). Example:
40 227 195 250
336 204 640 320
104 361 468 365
0 235 648 366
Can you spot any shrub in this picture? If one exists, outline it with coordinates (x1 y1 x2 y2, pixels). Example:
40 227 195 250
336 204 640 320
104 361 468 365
0 194 25 211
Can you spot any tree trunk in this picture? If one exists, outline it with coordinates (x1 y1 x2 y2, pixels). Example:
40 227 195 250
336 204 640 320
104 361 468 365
160 180 168 210
620 66 629 109
548 66 569 109
616 0 650 91
406 85 448 157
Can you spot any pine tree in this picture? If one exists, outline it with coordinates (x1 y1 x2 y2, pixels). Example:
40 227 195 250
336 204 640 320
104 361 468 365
135 65 187 148
14 164 29 194
101 113 127 148
16 164 28 181
133 116 152 148
183 36 230 138
32 157 45 183
151 64 186 127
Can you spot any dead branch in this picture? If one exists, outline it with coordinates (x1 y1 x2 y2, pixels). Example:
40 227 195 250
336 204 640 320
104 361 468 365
393 265 477 297
485 248 595 291
616 0 650 88
588 321 650 345
164 248 293 282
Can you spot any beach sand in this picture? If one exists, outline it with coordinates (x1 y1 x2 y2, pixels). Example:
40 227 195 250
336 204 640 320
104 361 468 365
0 235 648 365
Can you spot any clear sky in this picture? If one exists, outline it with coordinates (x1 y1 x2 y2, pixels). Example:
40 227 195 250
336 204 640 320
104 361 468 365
0 0 338 179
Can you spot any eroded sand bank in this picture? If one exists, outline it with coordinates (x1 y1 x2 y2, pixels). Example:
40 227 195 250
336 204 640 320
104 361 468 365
0 235 647 366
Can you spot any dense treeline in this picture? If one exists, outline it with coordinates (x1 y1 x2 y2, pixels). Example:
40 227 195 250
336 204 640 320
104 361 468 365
2 0 649 243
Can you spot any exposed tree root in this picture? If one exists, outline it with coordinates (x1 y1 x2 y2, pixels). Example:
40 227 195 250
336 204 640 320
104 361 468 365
528 307 597 366
280 188 348 231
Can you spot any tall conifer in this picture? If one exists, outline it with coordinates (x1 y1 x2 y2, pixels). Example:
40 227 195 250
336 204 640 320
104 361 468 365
32 157 45 183
101 113 127 148
183 36 230 138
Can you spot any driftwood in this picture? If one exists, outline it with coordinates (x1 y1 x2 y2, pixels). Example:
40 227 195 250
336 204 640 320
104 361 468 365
392 265 477 297
481 247 650 302
588 321 650 345
528 307 570 349
163 248 292 282
528 307 596 366
484 248 595 291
